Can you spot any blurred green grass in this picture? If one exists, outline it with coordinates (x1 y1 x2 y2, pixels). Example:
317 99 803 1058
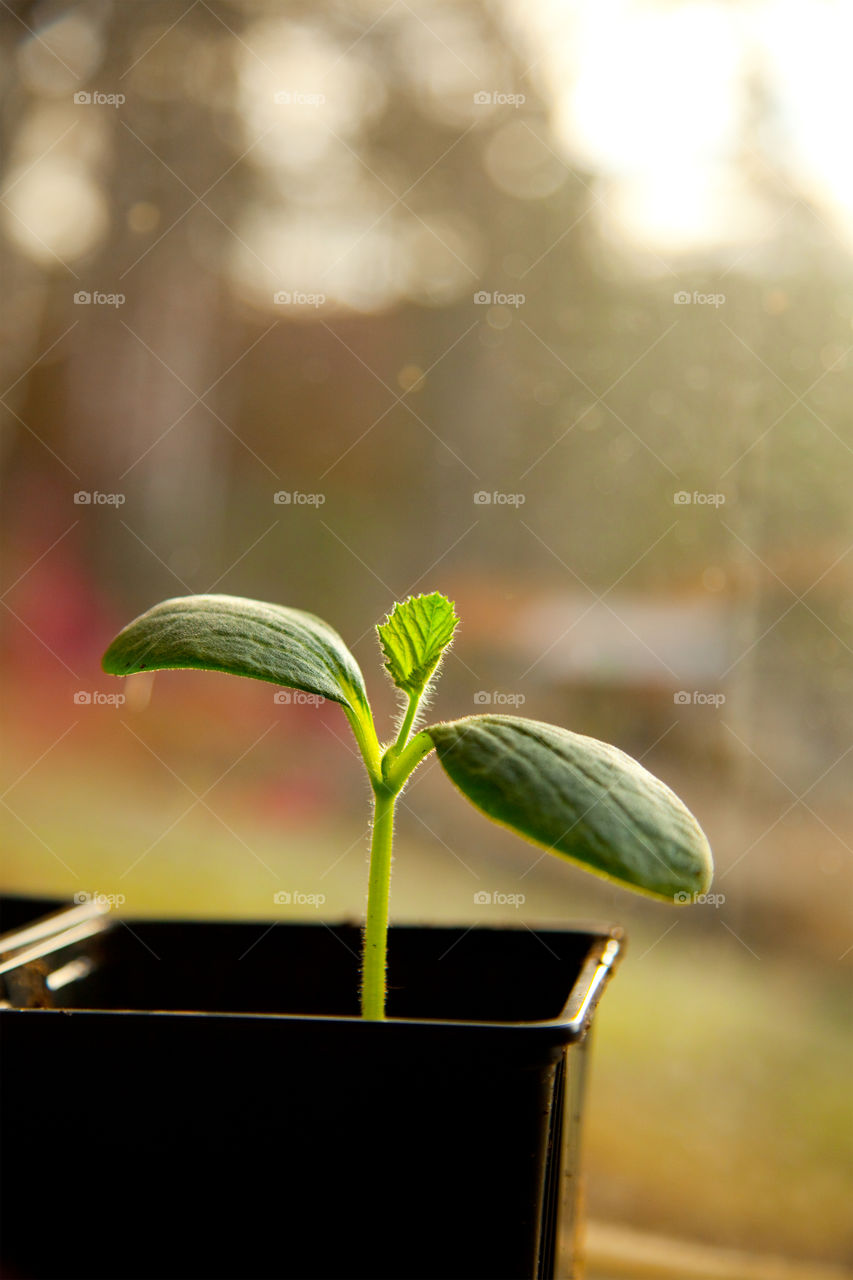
584 931 853 1264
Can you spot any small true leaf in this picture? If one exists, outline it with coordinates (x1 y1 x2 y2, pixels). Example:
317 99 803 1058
377 592 459 697
426 715 713 901
102 594 371 720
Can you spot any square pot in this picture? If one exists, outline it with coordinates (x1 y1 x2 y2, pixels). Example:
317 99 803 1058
0 895 622 1280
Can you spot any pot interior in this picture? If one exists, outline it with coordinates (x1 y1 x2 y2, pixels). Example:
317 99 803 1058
0 895 605 1024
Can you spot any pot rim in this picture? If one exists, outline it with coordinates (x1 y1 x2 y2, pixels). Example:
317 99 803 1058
0 897 623 1036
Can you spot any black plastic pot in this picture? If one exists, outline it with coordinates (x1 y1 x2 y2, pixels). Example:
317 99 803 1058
0 895 622 1280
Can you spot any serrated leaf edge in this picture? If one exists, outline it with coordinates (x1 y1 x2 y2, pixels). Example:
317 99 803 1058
377 592 458 696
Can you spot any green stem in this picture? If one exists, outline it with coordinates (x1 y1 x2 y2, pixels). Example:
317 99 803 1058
393 690 421 752
361 732 436 1019
382 730 435 792
361 786 396 1020
344 706 383 787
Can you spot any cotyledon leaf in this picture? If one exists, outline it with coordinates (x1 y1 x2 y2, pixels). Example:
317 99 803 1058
425 715 713 901
102 594 371 722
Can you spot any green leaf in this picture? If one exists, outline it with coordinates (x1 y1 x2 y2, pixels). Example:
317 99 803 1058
377 592 459 697
102 594 371 721
426 715 713 901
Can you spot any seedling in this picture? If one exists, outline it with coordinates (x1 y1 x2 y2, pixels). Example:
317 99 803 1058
103 591 712 1019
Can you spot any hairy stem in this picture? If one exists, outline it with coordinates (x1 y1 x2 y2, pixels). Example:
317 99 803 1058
393 690 422 752
361 786 396 1020
383 730 434 791
344 706 383 787
360 731 436 1019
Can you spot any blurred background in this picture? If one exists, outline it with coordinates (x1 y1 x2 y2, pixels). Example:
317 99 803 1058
1 0 851 1272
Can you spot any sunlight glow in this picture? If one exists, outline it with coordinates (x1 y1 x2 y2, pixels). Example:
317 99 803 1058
4 161 107 263
523 0 853 257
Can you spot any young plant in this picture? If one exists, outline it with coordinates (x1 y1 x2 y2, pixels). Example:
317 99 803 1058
102 591 713 1019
